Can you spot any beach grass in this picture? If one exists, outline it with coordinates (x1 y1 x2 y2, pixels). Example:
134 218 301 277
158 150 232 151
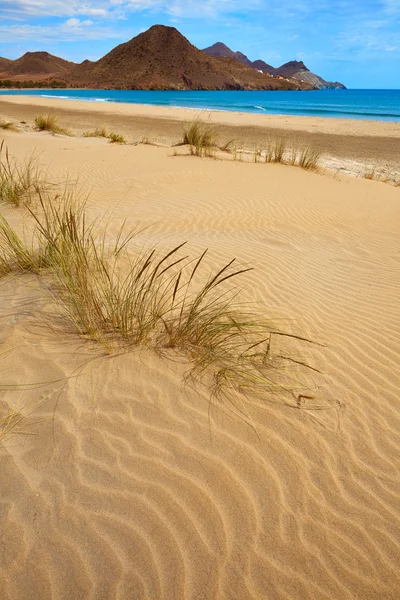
0 149 318 405
23 191 316 399
108 132 126 144
34 113 70 136
181 119 218 157
83 126 109 138
0 141 43 207
0 120 17 131
83 128 126 144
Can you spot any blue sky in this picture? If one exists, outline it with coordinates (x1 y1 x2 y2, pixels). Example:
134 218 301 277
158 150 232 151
0 1 399 88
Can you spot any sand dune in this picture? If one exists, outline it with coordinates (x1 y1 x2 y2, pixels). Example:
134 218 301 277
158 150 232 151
1 129 400 599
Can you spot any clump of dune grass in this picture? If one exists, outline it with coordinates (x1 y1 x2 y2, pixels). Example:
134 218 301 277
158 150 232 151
220 138 236 153
21 193 318 402
181 119 218 157
0 141 43 207
0 213 47 273
0 185 319 407
108 132 126 144
34 113 70 135
295 146 321 171
264 136 288 164
363 165 388 181
82 128 126 144
0 120 17 131
83 126 108 139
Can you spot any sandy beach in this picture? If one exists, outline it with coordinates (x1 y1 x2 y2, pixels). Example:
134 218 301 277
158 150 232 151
1 108 400 600
1 95 400 178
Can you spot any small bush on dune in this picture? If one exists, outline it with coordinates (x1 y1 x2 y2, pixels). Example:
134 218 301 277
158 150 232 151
83 127 108 138
261 137 321 171
0 141 43 207
82 128 126 144
0 120 17 131
296 147 321 171
108 132 126 144
181 119 218 157
264 136 288 164
34 113 70 135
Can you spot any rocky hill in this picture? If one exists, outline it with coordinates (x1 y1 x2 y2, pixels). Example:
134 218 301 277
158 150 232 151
272 61 346 90
203 43 345 89
0 57 13 72
69 26 312 90
0 52 74 78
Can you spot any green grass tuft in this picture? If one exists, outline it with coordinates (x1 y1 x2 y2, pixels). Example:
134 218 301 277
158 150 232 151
34 113 70 135
0 120 17 131
83 127 108 138
108 132 126 144
0 141 43 207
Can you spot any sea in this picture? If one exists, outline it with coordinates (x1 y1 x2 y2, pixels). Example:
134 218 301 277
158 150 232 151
0 89 399 121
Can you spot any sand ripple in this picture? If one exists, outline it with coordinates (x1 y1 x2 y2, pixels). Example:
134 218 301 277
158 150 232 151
1 134 399 599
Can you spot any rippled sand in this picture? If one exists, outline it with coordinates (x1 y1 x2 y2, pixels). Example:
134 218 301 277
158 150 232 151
1 130 399 600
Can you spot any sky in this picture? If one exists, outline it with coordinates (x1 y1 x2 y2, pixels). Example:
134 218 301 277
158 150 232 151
0 1 399 88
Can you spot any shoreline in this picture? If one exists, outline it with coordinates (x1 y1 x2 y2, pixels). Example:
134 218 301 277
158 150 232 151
1 94 400 135
1 95 400 179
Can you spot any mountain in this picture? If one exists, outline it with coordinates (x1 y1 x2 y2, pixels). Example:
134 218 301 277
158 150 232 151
202 42 253 67
252 59 275 73
0 57 13 72
69 26 312 90
202 44 345 89
273 60 345 90
1 52 74 77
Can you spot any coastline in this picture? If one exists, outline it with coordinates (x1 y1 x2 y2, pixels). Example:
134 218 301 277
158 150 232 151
1 94 400 136
1 94 400 177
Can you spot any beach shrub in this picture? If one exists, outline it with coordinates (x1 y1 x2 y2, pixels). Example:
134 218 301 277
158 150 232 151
108 132 126 144
0 141 43 207
0 120 17 131
181 119 218 157
83 127 108 138
34 113 70 135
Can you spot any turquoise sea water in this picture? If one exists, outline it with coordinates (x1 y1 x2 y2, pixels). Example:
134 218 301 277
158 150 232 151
1 89 399 121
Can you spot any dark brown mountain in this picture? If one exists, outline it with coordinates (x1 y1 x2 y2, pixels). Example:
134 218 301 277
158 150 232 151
203 44 345 89
69 25 312 90
252 59 275 73
1 52 74 77
202 42 253 67
0 57 13 72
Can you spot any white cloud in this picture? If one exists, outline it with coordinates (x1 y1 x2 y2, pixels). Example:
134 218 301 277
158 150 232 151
65 17 94 27
0 1 114 19
1 0 261 19
0 21 124 42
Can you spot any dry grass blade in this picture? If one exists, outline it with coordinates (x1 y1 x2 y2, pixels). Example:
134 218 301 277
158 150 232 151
108 132 126 144
34 113 70 135
0 120 17 131
0 213 46 273
296 147 321 171
83 127 108 138
0 140 43 207
181 119 218 157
